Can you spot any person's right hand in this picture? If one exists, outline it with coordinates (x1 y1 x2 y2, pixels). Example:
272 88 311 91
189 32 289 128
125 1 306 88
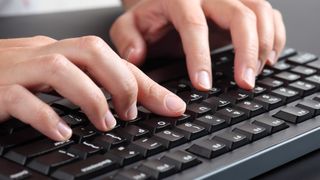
0 36 186 141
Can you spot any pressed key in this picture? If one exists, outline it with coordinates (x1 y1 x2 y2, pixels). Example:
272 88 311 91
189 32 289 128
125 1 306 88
140 118 171 134
216 107 247 125
4 139 73 165
27 150 78 175
296 99 320 116
273 106 313 124
219 90 249 104
287 52 317 64
72 126 97 143
177 91 203 104
153 130 186 149
257 78 283 90
254 94 283 110
161 150 201 171
291 66 316 76
186 103 212 118
174 122 207 140
253 116 289 134
130 137 165 157
193 114 227 133
51 154 118 180
116 125 149 141
187 139 228 159
91 132 126 151
236 100 265 117
113 169 151 180
106 146 142 166
274 72 300 83
202 96 231 112
67 141 102 159
271 87 300 103
289 81 316 96
233 123 268 141
213 132 249 150
138 159 176 179
62 112 88 128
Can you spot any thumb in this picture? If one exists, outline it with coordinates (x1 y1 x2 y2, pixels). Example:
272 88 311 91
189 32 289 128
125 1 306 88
110 13 147 65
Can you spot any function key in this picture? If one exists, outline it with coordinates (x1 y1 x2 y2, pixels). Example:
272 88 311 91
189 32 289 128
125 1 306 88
113 169 151 180
233 123 268 141
138 159 176 179
287 52 317 64
258 77 284 90
271 87 300 103
273 106 313 124
194 114 228 133
161 150 201 171
213 131 249 150
291 66 317 76
254 94 283 110
274 72 301 83
278 47 297 60
187 139 228 159
253 116 289 134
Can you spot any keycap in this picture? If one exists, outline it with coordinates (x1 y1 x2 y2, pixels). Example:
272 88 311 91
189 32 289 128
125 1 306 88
0 127 42 155
287 52 317 64
219 90 249 104
193 114 228 132
306 75 320 87
260 68 274 77
216 107 247 125
138 159 176 179
296 99 320 116
174 122 207 140
271 87 300 103
236 100 265 117
4 139 73 165
115 125 149 141
72 126 97 143
187 139 228 159
51 98 79 112
153 130 186 149
113 169 151 180
0 118 26 135
289 81 316 96
159 114 191 126
253 116 289 134
161 150 201 171
178 91 203 104
193 87 222 98
307 59 320 70
273 106 313 124
274 72 300 83
213 132 249 150
254 94 283 110
51 154 118 180
233 123 268 141
186 103 212 118
130 138 165 157
291 66 316 76
0 157 49 180
139 118 171 134
67 141 102 159
163 80 191 94
37 92 62 104
106 146 142 166
28 150 78 175
239 86 267 98
278 47 297 59
202 96 231 111
257 78 283 90
62 112 88 127
137 106 152 120
91 133 127 151
272 61 291 71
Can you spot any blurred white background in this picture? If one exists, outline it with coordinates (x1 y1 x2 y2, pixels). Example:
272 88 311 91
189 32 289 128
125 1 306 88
0 0 121 16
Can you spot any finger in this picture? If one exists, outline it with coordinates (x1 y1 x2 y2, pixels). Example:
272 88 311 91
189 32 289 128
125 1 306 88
36 36 139 121
125 61 186 116
0 54 115 131
0 36 56 49
203 0 259 89
269 9 286 65
110 13 147 65
165 0 212 90
241 0 275 73
0 84 72 141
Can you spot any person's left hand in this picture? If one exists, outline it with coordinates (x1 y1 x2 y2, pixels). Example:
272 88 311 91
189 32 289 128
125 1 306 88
110 0 286 91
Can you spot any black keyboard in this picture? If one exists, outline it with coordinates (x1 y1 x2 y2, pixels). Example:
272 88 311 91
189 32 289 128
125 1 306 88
1 47 320 180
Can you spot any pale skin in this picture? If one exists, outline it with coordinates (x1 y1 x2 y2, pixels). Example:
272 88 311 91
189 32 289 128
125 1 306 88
0 0 285 141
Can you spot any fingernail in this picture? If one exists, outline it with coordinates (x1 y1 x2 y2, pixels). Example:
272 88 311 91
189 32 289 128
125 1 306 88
126 102 137 120
165 94 186 113
196 71 211 89
105 111 117 129
268 50 277 64
57 121 72 139
244 67 256 88
125 47 134 61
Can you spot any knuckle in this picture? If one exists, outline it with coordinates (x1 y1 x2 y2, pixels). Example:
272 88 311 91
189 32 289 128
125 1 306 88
233 6 256 22
180 15 207 30
32 35 56 44
45 54 70 77
250 0 273 11
78 35 109 52
3 85 25 105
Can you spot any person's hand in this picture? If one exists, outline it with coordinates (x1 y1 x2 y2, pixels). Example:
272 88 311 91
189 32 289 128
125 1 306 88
111 0 286 90
0 36 186 141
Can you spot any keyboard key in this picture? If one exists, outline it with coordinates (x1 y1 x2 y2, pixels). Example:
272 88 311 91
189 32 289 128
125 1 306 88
260 68 274 77
306 75 320 87
236 100 265 117
296 100 320 116
106 146 142 166
186 103 212 118
287 52 317 64
0 119 26 135
161 150 201 171
153 130 186 149
163 80 191 94
274 72 300 83
273 106 313 124
219 90 249 104
307 59 320 70
291 66 316 76
239 86 267 98
271 87 300 103
233 123 268 141
257 78 284 90
193 87 222 98
51 98 79 113
174 122 207 140
52 154 118 180
254 94 283 110
130 138 165 157
137 106 152 120
187 139 228 159
160 114 191 126
91 133 126 151
216 107 247 125
72 126 97 143
113 169 151 180
193 114 228 132
62 112 88 128
28 150 78 175
67 141 102 159
37 92 61 104
289 81 316 96
202 96 231 111
140 118 171 134
138 159 176 179
278 47 297 60
213 132 249 150
115 125 149 141
272 61 291 71
253 116 289 134
178 91 203 104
